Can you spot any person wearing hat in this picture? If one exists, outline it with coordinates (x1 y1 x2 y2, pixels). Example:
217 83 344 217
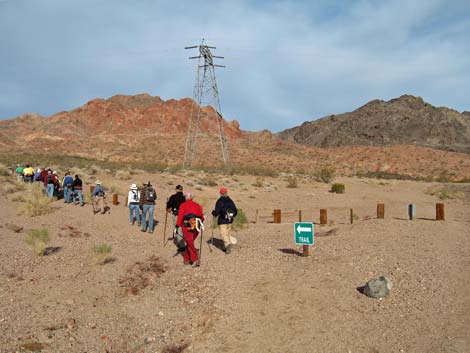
127 183 141 226
92 180 108 214
176 192 204 267
212 187 238 254
166 185 186 250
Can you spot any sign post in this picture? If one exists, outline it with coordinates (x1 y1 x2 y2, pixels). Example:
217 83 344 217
294 222 314 257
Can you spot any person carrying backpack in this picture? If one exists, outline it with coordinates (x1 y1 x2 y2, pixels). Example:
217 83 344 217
127 183 141 226
72 175 84 206
92 180 108 214
176 192 204 267
139 181 157 233
43 170 56 198
62 172 74 203
212 187 238 254
23 165 35 183
166 184 186 251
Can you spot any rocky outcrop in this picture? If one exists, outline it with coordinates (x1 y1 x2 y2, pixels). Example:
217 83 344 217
277 95 470 152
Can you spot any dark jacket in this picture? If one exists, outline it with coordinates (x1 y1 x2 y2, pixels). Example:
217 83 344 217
73 177 82 190
212 196 237 225
166 191 186 215
140 185 157 206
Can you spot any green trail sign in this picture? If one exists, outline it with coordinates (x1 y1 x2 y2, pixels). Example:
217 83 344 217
294 222 314 245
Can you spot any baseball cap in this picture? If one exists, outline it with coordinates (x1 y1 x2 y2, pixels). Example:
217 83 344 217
219 187 228 194
176 184 183 190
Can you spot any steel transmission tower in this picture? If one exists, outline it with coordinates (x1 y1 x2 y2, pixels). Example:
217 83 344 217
183 39 229 168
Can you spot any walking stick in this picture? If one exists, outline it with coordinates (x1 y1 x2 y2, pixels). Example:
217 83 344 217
207 216 214 252
163 207 168 245
197 219 204 261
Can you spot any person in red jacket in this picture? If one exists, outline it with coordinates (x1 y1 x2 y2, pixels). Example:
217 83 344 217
176 192 204 267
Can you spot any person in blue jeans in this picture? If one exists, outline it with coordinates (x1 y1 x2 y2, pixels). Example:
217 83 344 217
127 183 141 226
72 175 84 206
139 181 157 233
44 170 55 198
62 172 74 203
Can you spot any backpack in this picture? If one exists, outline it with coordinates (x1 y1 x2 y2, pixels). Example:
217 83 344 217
131 191 139 202
146 187 156 202
224 209 235 223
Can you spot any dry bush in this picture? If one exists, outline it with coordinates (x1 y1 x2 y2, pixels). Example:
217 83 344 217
92 243 113 265
119 256 167 295
313 168 336 183
425 185 467 200
6 223 24 233
108 183 124 195
115 169 131 180
0 163 10 176
11 194 26 202
252 177 264 187
198 175 217 186
286 176 298 188
25 228 50 256
2 180 26 194
162 342 190 353
22 184 52 217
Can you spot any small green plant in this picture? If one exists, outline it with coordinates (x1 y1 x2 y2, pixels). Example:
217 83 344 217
25 228 50 256
286 176 298 188
232 209 249 231
93 243 113 265
331 183 345 194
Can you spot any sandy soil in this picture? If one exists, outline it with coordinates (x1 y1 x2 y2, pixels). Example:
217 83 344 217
1 172 469 353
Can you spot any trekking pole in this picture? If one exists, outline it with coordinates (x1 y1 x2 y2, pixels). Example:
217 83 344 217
207 216 214 252
197 219 204 261
163 206 168 245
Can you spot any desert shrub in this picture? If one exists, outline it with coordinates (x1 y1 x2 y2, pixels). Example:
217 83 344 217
88 165 101 175
115 170 131 180
286 176 298 188
23 185 52 217
11 194 26 202
162 343 190 353
93 243 113 265
426 186 466 200
313 168 336 183
25 228 50 256
3 180 26 194
252 177 264 187
331 183 345 194
198 176 217 186
232 209 249 230
119 256 167 295
108 184 123 194
0 163 10 176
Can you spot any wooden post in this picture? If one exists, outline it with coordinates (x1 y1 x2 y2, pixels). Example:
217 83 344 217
302 245 309 257
124 196 128 207
436 203 445 221
408 204 416 220
320 209 327 225
377 204 385 219
255 209 259 224
298 210 302 222
112 193 119 205
273 209 281 223
350 208 354 224
90 185 95 194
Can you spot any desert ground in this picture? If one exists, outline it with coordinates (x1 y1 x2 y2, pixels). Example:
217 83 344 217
0 168 469 353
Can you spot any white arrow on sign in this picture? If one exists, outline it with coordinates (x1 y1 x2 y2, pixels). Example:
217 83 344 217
297 225 312 233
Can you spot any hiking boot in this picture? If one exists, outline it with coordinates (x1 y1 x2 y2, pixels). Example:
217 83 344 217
141 229 146 233
191 260 200 268
225 245 232 254
137 221 141 226
148 230 154 234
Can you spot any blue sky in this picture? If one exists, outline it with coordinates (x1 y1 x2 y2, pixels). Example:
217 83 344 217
1 0 469 132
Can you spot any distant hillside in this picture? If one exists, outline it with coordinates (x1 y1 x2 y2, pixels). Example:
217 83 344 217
277 95 470 152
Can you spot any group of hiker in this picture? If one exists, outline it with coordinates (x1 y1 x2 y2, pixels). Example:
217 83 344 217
13 164 84 205
127 183 238 267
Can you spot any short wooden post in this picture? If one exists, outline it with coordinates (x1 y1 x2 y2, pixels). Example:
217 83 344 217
320 209 327 225
298 210 302 222
436 203 445 221
112 193 119 205
377 204 385 219
255 209 259 224
124 196 128 207
90 185 95 194
273 209 281 224
350 208 354 224
302 245 309 257
408 204 416 220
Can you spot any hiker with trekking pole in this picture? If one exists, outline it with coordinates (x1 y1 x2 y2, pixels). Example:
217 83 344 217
176 192 204 268
165 184 186 251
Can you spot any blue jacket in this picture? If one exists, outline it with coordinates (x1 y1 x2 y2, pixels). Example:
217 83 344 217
92 185 105 196
212 196 237 225
63 176 74 188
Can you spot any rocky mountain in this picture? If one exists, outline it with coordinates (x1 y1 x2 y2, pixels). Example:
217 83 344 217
1 93 469 180
277 95 470 153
